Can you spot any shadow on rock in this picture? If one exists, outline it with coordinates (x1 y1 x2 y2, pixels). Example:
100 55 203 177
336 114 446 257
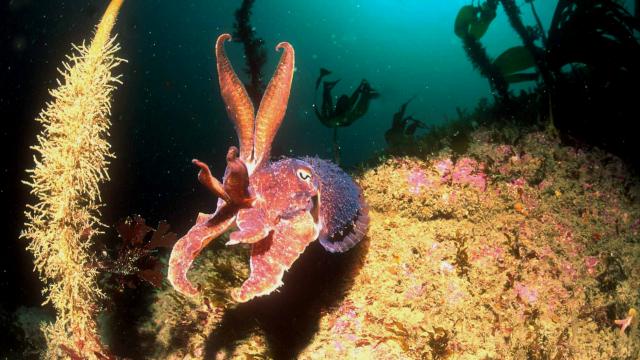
204 236 369 359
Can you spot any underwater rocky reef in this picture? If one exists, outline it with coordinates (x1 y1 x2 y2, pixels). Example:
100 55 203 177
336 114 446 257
8 1 640 359
130 125 639 359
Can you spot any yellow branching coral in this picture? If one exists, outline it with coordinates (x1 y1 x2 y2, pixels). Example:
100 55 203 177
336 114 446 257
21 0 125 358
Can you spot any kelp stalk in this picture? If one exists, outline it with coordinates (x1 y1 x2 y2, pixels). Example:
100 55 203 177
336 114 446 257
527 0 548 47
499 0 554 88
21 0 125 358
233 0 267 106
455 1 510 100
462 34 510 100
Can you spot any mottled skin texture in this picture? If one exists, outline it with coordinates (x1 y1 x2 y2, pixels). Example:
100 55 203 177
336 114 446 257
168 33 368 303
230 159 321 302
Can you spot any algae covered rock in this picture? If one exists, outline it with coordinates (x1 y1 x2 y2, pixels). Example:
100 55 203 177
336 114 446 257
301 129 640 359
138 241 256 359
142 128 639 359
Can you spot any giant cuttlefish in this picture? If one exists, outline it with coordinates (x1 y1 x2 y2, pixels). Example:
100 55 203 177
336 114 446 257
168 34 369 303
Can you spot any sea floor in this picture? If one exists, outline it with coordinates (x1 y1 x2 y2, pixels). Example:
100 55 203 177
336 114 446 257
15 125 640 359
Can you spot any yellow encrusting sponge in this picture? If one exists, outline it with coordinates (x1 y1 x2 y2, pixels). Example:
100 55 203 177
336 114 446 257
21 0 125 358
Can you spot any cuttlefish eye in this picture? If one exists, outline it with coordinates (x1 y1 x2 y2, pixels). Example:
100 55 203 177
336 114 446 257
297 168 312 181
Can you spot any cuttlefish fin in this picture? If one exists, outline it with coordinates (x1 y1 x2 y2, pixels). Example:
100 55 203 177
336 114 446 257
252 41 295 168
231 211 318 303
216 34 255 163
167 205 236 296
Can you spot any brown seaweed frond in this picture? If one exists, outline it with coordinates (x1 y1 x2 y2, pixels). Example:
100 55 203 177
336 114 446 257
104 216 177 289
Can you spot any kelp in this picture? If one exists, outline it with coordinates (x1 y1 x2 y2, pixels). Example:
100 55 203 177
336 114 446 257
454 1 509 100
493 46 536 83
547 0 640 74
499 0 554 88
455 0 640 166
545 0 640 163
233 0 267 106
454 2 498 40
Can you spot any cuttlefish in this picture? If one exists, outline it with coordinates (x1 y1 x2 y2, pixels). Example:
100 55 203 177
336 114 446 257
168 34 369 303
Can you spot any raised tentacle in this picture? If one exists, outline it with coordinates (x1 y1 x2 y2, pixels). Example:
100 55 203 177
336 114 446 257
167 207 236 296
216 33 256 164
192 159 231 203
252 42 295 167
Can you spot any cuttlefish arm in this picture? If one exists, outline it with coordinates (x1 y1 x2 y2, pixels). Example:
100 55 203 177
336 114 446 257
168 147 252 296
216 34 255 164
227 208 270 246
215 34 295 172
168 35 296 297
231 210 319 303
252 41 295 168
167 207 237 296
